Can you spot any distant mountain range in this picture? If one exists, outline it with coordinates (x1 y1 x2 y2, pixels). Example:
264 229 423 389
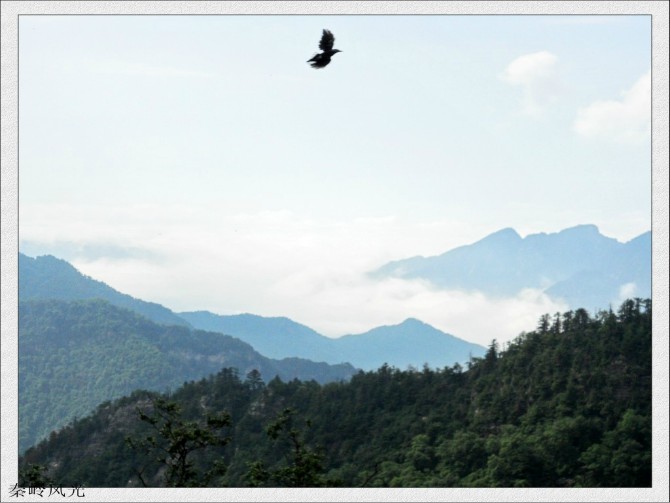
371 225 651 311
178 312 484 371
19 253 486 372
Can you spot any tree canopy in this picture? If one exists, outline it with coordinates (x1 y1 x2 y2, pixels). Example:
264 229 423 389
20 299 652 488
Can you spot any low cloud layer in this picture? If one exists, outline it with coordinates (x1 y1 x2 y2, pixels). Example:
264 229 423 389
19 203 575 347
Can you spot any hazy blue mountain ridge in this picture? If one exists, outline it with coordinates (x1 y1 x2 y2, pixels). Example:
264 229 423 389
372 225 651 310
177 311 338 363
19 253 190 327
335 318 485 370
178 312 486 371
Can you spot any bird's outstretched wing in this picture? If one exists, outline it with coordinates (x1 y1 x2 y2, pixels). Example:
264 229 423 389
319 29 335 52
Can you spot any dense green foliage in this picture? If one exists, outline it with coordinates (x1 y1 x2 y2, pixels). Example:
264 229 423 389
245 407 333 487
126 397 232 487
20 299 652 487
19 299 356 452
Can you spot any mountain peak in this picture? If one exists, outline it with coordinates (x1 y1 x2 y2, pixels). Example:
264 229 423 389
20 252 76 270
481 227 521 243
558 224 601 237
19 252 190 327
398 317 428 328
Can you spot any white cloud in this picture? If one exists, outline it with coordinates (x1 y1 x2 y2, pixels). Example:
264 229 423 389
267 274 568 347
501 51 560 116
573 71 651 144
615 282 638 305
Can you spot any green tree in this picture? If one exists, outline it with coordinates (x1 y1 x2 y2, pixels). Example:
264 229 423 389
438 430 487 479
126 397 231 487
18 463 53 488
406 434 436 472
244 369 265 392
247 408 329 487
578 409 651 487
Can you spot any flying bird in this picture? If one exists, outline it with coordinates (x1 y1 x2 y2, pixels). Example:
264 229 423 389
307 29 342 69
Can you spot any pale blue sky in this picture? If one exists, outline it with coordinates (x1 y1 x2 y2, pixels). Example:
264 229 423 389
18 14 652 344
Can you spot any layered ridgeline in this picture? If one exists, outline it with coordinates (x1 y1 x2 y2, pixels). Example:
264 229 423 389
372 225 651 311
20 299 652 488
20 253 486 371
18 254 482 453
19 298 357 453
178 312 485 371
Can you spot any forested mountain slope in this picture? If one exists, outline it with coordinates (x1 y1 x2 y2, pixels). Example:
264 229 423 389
18 299 357 453
20 299 652 488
